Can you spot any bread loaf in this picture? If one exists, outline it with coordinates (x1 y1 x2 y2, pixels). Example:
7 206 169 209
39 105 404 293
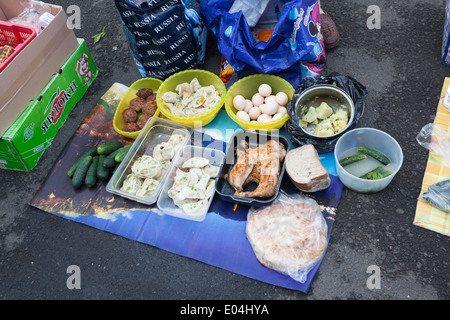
285 144 330 192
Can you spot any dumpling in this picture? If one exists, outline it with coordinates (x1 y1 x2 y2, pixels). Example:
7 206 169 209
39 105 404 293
201 164 220 178
167 134 184 149
177 186 206 201
120 173 142 195
190 78 202 92
195 175 210 191
131 155 163 179
153 142 175 162
181 199 209 217
162 91 179 103
176 82 192 97
172 168 198 190
182 157 210 169
136 178 159 197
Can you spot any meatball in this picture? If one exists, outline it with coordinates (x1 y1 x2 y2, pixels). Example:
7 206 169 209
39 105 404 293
137 114 151 129
122 108 138 123
129 97 146 112
142 100 157 117
146 93 156 102
136 88 153 99
122 122 140 132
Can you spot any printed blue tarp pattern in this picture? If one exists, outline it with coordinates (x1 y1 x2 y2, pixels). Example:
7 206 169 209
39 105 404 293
30 83 343 294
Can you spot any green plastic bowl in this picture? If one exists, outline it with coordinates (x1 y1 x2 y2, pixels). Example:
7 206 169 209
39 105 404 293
156 69 226 127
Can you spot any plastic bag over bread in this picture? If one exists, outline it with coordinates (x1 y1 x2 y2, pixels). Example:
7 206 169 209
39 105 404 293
246 192 328 283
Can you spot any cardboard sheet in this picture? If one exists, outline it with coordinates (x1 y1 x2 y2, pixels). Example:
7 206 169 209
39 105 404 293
30 83 344 293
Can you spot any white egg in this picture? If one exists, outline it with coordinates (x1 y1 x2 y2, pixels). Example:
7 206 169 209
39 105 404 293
233 95 246 111
277 106 287 115
252 93 264 106
275 92 289 106
272 112 284 121
248 106 262 120
237 110 250 122
257 113 272 123
260 101 279 115
244 99 253 113
258 84 272 97
264 95 276 104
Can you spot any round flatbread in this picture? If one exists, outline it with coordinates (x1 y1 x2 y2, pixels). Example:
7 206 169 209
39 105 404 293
246 194 328 280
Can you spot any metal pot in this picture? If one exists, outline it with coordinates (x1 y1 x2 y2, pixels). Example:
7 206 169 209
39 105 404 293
295 84 355 139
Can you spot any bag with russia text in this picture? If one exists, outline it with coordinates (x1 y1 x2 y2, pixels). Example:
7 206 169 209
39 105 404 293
114 0 207 79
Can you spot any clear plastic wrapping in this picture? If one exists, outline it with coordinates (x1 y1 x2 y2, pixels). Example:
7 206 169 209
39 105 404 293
8 1 53 31
416 123 450 165
246 192 328 283
416 123 450 212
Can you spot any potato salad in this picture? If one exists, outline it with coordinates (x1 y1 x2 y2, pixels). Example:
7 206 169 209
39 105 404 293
300 102 349 136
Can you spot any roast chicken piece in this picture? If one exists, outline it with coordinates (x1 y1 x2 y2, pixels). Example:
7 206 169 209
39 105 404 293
225 139 286 198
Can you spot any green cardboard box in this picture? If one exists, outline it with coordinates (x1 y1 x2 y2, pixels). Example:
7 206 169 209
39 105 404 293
0 38 98 172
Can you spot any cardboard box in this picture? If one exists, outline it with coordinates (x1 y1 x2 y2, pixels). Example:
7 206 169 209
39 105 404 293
0 38 98 172
0 0 79 137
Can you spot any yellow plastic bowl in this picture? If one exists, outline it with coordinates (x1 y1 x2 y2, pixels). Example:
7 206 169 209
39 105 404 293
225 74 295 131
156 69 226 127
114 78 163 139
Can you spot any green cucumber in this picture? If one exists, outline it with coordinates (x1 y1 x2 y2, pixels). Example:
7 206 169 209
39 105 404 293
97 140 123 155
339 154 366 167
72 156 93 189
67 147 97 177
114 144 132 163
97 155 110 181
360 167 392 180
357 147 390 165
360 166 384 179
85 156 99 187
103 148 122 168
381 170 392 178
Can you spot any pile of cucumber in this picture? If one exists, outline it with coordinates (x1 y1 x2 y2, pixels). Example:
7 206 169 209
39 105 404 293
68 140 132 189
339 146 392 180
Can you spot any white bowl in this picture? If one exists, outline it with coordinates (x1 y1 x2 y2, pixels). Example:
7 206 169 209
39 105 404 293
334 128 403 193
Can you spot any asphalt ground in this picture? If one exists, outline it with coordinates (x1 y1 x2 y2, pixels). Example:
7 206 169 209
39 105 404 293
0 0 449 303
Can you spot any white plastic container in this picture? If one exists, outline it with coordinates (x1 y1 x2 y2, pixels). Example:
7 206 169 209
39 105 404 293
157 145 225 222
106 117 192 205
334 128 403 193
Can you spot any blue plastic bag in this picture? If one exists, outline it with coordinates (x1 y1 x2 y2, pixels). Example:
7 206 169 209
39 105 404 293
442 0 450 66
200 0 326 87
